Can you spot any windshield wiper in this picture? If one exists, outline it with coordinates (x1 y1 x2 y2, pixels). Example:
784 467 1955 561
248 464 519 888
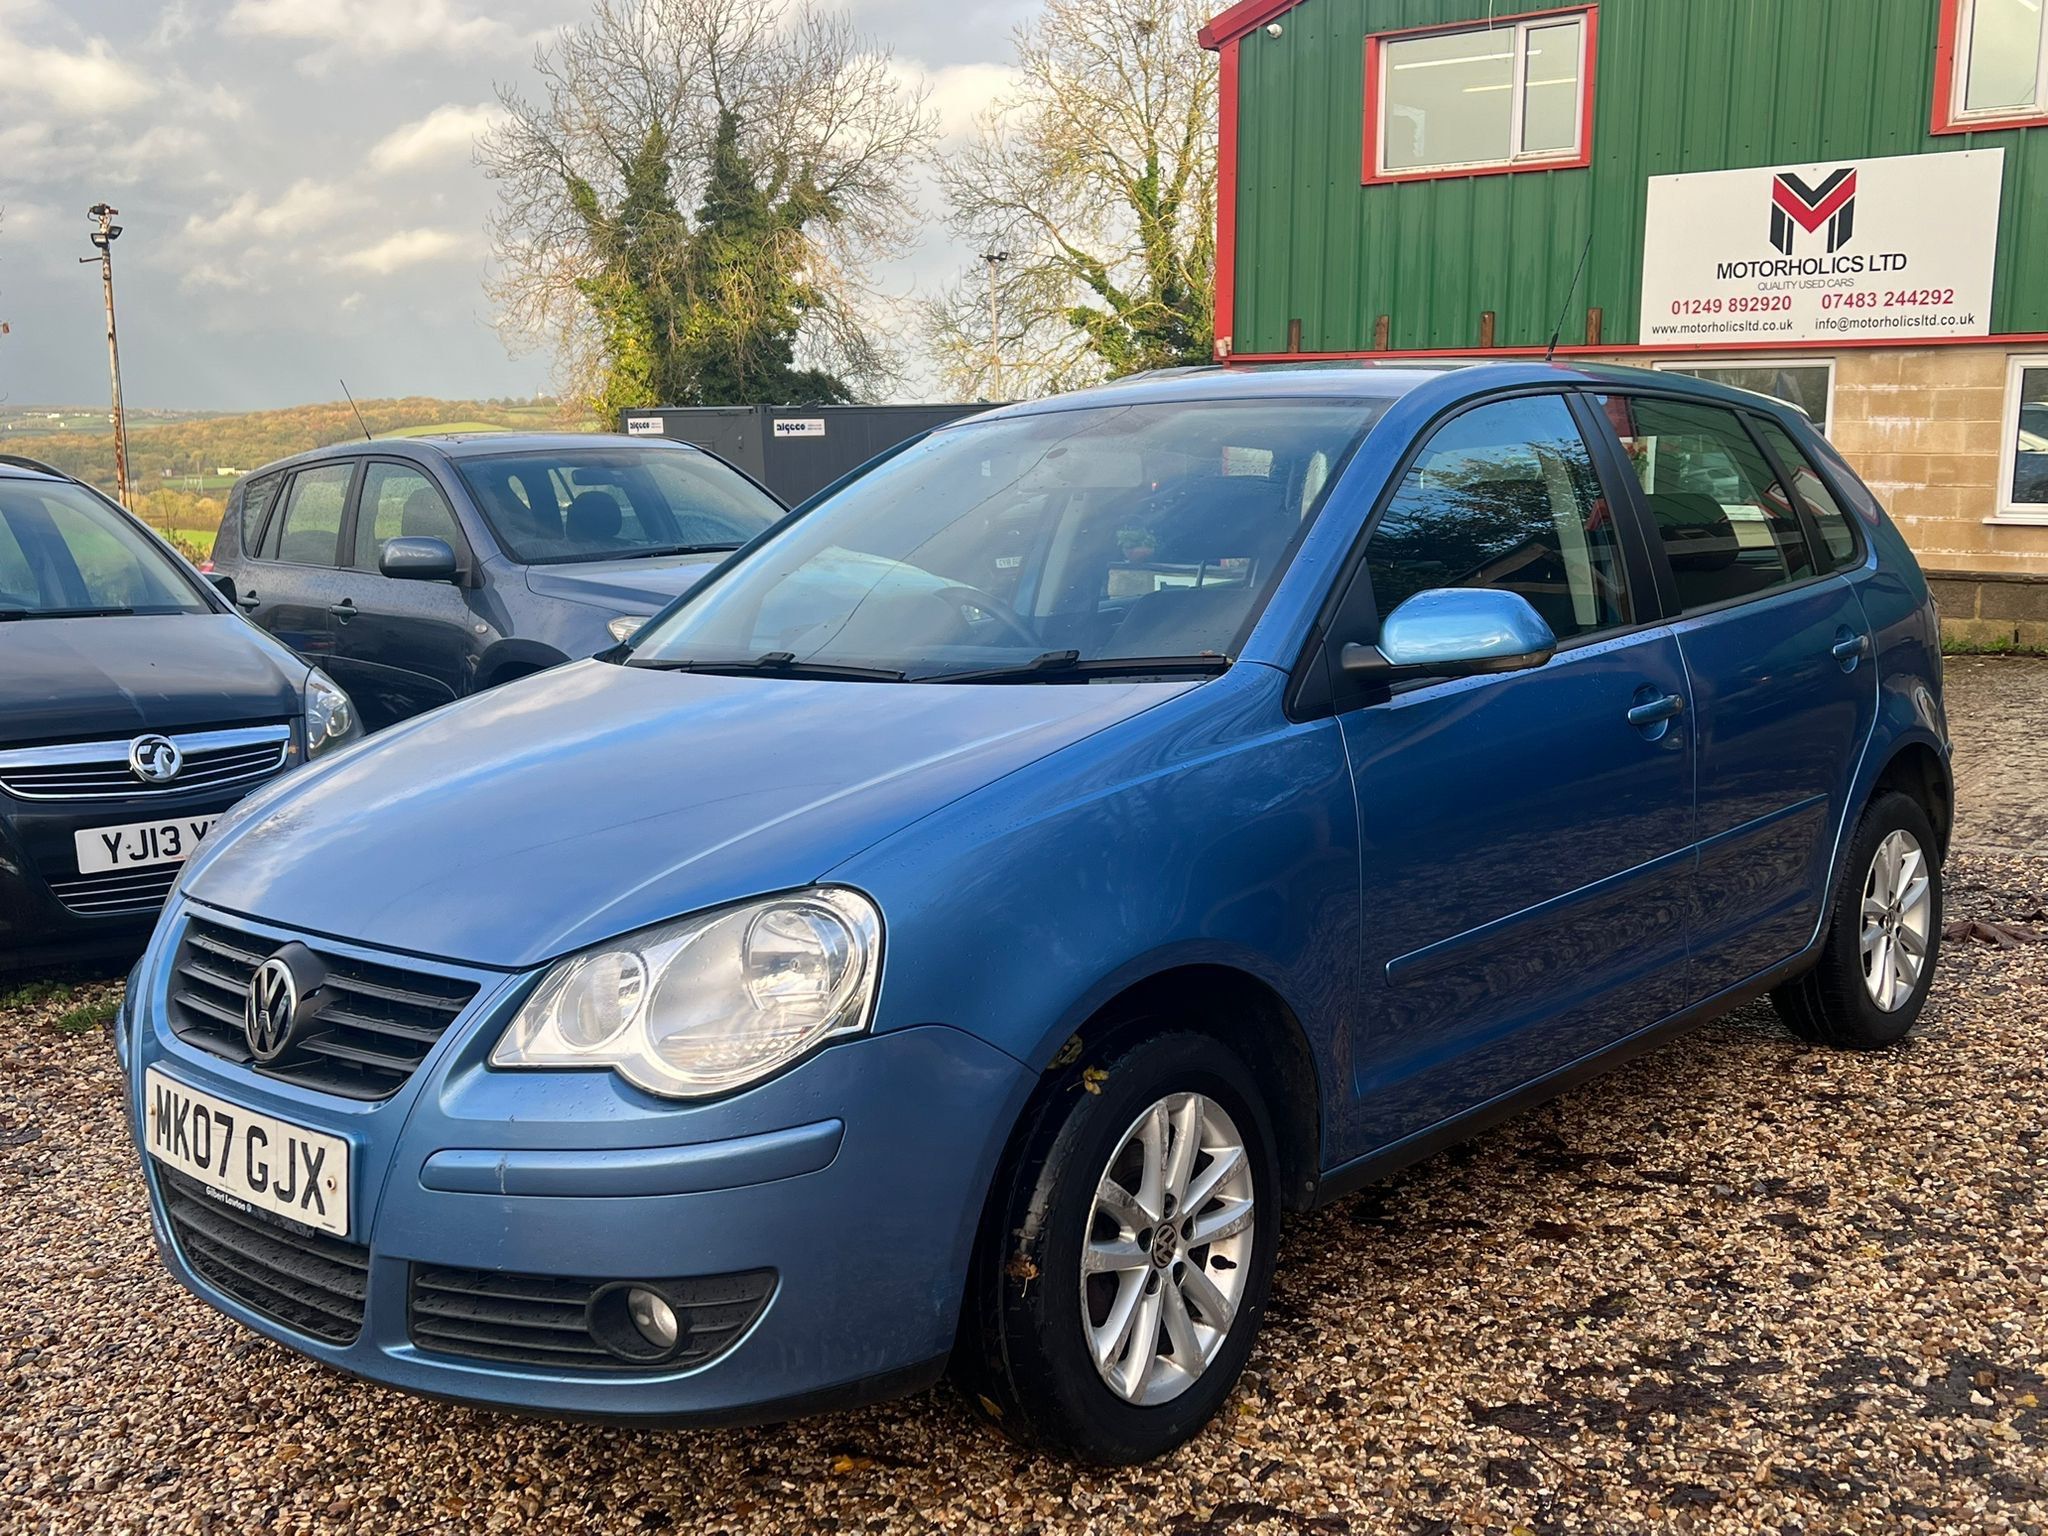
915 650 1232 684
0 605 140 620
627 651 908 682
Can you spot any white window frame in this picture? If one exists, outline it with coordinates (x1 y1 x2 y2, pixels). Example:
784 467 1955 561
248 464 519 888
1651 358 1837 437
1949 0 2048 126
1995 352 2048 523
1373 12 1591 179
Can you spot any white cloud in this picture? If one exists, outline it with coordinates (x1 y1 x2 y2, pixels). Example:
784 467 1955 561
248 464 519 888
368 102 503 173
332 227 469 275
902 61 1019 143
225 0 506 56
184 178 361 246
3 29 157 115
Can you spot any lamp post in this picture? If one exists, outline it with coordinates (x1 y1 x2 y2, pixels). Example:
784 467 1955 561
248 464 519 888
81 204 130 508
980 250 1009 400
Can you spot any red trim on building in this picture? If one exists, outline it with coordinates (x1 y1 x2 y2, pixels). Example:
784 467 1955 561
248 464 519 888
1931 0 2048 135
1361 6 1597 186
1215 38 1240 359
1199 0 1303 51
1223 331 2048 364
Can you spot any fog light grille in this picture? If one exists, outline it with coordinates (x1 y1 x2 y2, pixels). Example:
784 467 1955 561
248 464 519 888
407 1265 774 1372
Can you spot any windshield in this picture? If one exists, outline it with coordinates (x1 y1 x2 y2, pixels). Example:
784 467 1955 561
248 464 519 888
626 400 1379 680
0 478 208 618
455 445 784 564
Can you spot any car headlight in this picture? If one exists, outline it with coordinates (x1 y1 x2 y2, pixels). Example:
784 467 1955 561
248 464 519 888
607 615 648 643
490 888 882 1098
302 667 357 758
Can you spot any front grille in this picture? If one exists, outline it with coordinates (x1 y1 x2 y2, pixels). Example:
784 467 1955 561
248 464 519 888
47 864 181 916
167 917 478 1101
160 1167 368 1344
409 1265 776 1373
0 724 291 802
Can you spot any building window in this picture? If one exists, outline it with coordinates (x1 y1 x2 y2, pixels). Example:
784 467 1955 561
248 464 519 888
1934 0 2048 133
1653 360 1835 437
1365 7 1595 183
1999 356 2048 520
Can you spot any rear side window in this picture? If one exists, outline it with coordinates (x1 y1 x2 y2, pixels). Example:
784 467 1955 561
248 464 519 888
1597 395 1814 612
262 464 353 566
353 464 462 570
1362 393 1631 644
237 472 283 554
1754 418 1860 571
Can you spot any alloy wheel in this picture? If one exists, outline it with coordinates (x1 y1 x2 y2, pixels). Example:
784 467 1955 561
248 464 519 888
1860 828 1933 1012
1080 1092 1256 1406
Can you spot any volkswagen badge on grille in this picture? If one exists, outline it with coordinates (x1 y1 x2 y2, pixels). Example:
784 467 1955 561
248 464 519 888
128 734 183 784
244 944 325 1062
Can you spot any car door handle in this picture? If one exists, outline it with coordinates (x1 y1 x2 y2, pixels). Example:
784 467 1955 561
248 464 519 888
1831 632 1870 665
235 593 260 610
328 600 357 622
1627 693 1686 728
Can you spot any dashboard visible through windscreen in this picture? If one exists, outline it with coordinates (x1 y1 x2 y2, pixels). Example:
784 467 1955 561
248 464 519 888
626 400 1383 680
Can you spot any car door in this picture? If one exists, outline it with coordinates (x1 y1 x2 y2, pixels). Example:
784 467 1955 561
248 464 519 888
1328 392 1697 1147
327 460 481 731
1590 392 1878 995
238 461 358 667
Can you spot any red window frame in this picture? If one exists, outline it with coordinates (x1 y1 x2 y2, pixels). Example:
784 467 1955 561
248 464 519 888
1932 0 2048 135
1362 4 1598 186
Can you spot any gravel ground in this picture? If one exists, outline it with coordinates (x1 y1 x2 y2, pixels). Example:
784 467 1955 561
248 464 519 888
3 663 2045 1535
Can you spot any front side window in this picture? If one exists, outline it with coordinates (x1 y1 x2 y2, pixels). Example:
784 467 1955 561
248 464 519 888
353 464 462 569
628 400 1383 680
455 446 782 565
1362 393 1630 644
1938 0 2048 129
1753 418 1861 570
1599 396 1815 611
0 480 208 616
1654 360 1833 436
2000 356 2048 518
264 464 353 566
1370 8 1592 179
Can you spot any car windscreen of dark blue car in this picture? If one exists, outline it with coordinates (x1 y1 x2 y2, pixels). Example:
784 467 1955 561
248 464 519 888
625 400 1384 681
0 479 212 618
454 445 783 565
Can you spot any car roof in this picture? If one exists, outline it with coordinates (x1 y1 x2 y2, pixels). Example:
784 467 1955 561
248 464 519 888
965 359 1804 422
242 432 705 477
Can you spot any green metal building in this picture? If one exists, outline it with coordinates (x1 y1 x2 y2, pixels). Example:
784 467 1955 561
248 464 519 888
1200 0 2048 621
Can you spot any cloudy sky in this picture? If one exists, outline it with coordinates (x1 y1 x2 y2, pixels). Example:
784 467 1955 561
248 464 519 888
0 0 1031 410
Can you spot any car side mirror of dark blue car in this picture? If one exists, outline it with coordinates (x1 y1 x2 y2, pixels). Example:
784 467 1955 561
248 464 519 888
1340 587 1558 684
379 537 460 583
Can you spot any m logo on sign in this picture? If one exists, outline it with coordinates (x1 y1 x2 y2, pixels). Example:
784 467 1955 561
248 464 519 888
1770 168 1856 255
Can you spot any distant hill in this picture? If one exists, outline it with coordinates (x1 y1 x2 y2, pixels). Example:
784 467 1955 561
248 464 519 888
5 397 596 561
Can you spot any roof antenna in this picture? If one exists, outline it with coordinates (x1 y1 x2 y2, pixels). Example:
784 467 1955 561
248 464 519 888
1544 225 1598 364
339 378 372 441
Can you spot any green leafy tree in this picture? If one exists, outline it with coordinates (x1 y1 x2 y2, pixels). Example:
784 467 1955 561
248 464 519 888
481 0 930 415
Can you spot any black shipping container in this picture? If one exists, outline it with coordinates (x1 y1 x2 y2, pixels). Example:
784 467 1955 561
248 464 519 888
619 403 997 506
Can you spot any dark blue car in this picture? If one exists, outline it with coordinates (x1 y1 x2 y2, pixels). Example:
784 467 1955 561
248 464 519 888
119 363 1949 1462
209 433 786 732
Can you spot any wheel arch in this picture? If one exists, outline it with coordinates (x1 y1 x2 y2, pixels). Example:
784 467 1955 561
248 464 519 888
474 639 570 692
1869 737 1954 859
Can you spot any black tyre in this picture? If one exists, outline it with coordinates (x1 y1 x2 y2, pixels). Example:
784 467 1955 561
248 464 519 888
1771 790 1942 1050
959 1030 1281 1464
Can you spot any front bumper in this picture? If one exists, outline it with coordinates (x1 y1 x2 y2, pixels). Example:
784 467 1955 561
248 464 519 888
124 901 1033 1424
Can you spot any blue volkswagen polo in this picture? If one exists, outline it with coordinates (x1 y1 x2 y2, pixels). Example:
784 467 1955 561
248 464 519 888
119 363 1949 1462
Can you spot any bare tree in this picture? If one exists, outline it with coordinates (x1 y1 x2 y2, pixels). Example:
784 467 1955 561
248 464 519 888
481 0 933 412
928 0 1216 399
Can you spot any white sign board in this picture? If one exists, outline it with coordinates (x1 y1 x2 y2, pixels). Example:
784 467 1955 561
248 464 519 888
624 416 665 436
772 418 827 439
1639 149 2002 347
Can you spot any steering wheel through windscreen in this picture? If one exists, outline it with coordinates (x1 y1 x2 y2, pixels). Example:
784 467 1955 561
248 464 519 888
933 584 1039 647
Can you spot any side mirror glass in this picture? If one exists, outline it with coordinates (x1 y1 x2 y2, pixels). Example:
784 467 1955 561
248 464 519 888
379 536 459 583
1340 587 1557 683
